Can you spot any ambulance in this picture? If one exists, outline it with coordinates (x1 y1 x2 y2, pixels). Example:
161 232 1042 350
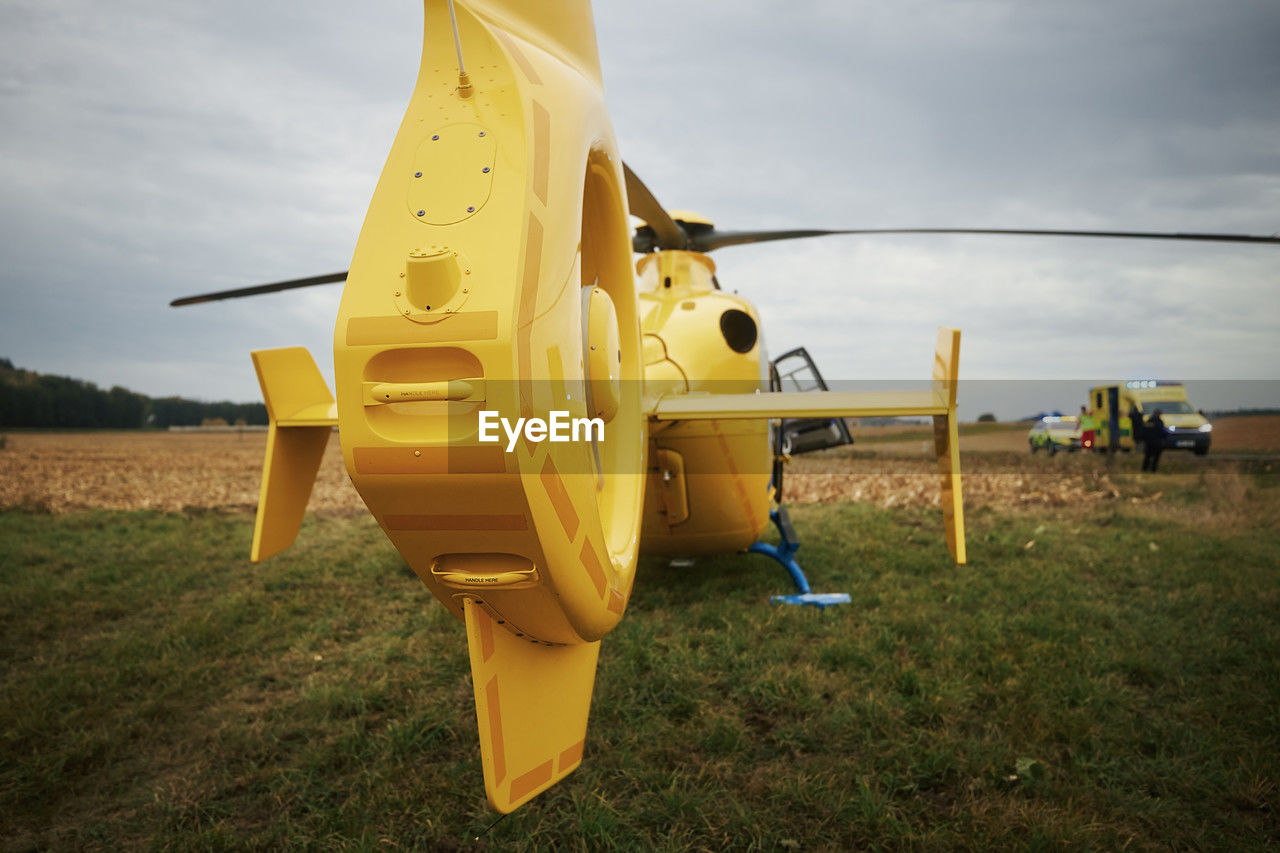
1027 415 1081 454
1087 381 1211 455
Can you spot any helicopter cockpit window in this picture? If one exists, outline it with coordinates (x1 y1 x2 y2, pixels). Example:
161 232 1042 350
776 365 822 392
767 347 854 455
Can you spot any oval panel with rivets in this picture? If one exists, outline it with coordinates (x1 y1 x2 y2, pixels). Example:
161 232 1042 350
407 124 496 225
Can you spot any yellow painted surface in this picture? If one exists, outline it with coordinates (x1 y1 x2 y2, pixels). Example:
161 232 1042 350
322 2 646 804
637 265 772 554
640 419 772 555
1088 382 1208 450
464 597 600 813
248 347 336 561
649 447 689 525
331 0 644 651
241 0 970 812
585 286 621 422
645 327 966 563
651 389 949 420
932 328 965 564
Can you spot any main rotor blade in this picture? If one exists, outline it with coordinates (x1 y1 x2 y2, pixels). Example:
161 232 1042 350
170 271 348 307
621 162 688 251
697 227 1280 253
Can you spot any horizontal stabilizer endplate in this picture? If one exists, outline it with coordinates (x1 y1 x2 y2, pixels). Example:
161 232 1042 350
250 347 337 561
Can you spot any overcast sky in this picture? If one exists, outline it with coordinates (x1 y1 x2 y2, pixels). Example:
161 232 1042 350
2 0 1277 419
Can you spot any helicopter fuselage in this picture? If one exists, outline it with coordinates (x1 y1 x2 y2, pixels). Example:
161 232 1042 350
636 250 773 555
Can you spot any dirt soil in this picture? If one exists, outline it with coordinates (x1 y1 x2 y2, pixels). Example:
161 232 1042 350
1 416 1275 515
0 430 356 514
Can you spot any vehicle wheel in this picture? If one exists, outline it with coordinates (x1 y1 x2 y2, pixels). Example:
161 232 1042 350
1194 445 1208 456
1049 442 1058 456
1030 441 1038 454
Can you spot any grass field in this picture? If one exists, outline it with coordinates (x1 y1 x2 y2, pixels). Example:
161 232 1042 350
2 433 1279 849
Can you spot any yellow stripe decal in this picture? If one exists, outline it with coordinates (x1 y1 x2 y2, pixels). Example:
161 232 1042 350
492 27 541 85
713 424 756 529
509 759 554 802
579 538 607 598
539 455 579 541
384 514 527 531
485 676 506 785
532 100 550 206
353 446 507 475
557 740 584 773
477 608 495 664
517 212 544 419
345 312 498 346
546 344 567 412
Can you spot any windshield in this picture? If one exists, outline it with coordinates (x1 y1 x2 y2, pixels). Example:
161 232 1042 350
1142 400 1196 414
1037 418 1076 432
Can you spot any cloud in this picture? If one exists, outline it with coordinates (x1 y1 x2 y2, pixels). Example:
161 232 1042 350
0 0 1276 418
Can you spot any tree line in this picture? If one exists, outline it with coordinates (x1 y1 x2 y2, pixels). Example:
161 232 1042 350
0 358 267 429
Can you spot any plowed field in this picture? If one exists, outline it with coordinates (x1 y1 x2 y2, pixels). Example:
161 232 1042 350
3 416 1274 516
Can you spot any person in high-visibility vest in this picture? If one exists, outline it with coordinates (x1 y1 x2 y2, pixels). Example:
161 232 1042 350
1079 405 1097 450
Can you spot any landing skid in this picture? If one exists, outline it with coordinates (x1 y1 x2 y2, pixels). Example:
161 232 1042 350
749 506 851 609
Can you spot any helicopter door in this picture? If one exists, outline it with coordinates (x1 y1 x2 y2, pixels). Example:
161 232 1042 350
768 347 854 455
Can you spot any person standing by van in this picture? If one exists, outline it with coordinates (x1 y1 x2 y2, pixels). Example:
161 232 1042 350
1079 405 1097 450
1128 402 1144 449
1142 409 1166 472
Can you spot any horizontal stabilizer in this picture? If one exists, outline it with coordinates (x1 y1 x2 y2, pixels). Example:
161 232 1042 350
250 347 337 561
464 598 601 813
651 388 948 421
651 327 966 565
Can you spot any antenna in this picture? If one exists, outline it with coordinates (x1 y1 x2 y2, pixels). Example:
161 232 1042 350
446 0 473 98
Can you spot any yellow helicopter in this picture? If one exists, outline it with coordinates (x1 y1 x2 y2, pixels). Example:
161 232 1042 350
172 0 1278 814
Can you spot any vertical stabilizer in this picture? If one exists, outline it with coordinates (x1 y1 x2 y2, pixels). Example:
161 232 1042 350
463 598 601 813
930 327 965 564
